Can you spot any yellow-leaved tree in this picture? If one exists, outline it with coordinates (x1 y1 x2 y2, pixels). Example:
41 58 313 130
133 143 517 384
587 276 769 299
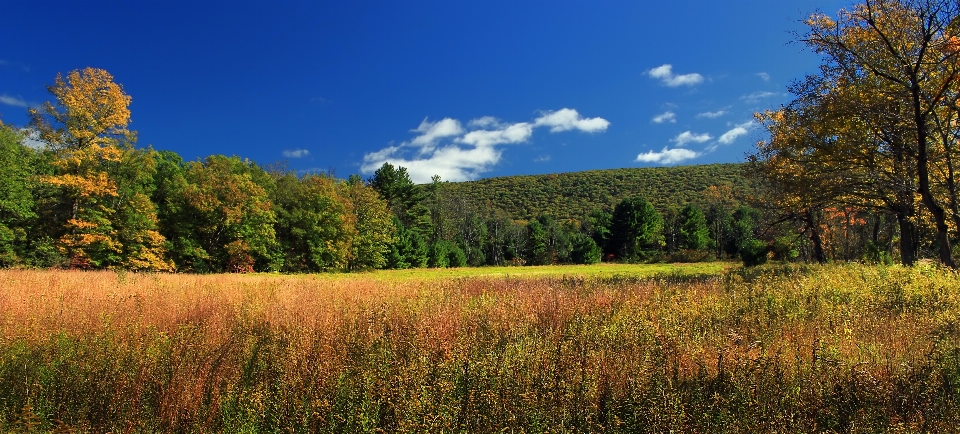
30 68 172 270
802 0 960 266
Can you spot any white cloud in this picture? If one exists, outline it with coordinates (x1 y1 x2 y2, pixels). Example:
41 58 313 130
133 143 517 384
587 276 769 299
652 111 676 124
636 147 700 165
717 121 756 145
696 110 726 119
19 128 46 149
468 116 502 129
646 64 704 87
409 118 464 153
534 155 551 163
671 131 712 146
362 143 503 184
282 149 310 158
533 108 610 133
361 108 609 182
756 72 770 82
458 122 534 147
0 94 29 108
741 91 779 103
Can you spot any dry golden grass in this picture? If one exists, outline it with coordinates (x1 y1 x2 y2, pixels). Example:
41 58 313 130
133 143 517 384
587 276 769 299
1 264 959 432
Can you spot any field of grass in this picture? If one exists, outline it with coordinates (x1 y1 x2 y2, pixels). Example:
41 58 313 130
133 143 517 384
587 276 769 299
306 261 733 282
1 262 960 432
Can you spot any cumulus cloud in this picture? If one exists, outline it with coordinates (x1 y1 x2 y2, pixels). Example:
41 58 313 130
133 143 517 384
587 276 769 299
361 108 610 182
756 72 771 82
646 64 704 87
636 147 700 165
282 149 310 158
696 110 726 119
717 121 755 145
671 131 712 146
652 111 677 124
409 118 465 153
533 108 610 133
459 122 534 147
363 143 503 184
0 94 29 108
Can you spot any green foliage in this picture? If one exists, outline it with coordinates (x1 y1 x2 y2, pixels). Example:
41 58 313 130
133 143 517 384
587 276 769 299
272 173 353 272
677 204 709 251
586 209 612 253
369 162 431 234
109 147 173 271
570 232 602 264
387 216 428 269
0 123 36 266
729 205 761 258
456 212 487 267
526 219 549 265
740 238 769 267
609 196 663 261
174 155 278 272
445 163 750 221
342 178 395 271
447 242 467 267
428 240 451 268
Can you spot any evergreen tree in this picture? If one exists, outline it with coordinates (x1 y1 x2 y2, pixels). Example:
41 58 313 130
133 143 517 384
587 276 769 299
526 219 549 265
677 204 709 251
609 196 663 261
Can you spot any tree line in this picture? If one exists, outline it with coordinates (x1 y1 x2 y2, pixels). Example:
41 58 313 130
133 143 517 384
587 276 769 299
0 69 769 272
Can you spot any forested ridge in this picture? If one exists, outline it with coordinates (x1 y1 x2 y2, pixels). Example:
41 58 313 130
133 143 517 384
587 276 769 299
445 163 750 220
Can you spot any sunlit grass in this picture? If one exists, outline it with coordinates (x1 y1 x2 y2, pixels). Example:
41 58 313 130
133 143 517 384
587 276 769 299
301 261 734 282
1 263 959 432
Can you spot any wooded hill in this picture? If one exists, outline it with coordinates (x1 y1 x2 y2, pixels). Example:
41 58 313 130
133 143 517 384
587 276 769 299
444 163 751 221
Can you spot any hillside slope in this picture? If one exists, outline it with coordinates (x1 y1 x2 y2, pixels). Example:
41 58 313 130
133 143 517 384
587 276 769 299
445 163 750 220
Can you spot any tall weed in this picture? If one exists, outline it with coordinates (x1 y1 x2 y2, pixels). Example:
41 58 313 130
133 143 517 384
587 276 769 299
0 265 958 432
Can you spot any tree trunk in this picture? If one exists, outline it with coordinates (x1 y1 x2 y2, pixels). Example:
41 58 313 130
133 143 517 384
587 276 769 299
805 209 827 264
912 86 955 267
896 212 917 266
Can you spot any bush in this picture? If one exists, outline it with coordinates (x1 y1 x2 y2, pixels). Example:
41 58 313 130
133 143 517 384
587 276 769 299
570 233 602 264
741 238 768 267
447 243 467 267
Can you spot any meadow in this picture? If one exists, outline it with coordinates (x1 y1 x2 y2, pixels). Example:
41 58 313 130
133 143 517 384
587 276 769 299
1 262 959 432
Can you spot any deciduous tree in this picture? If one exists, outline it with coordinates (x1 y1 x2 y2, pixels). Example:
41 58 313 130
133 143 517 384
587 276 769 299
30 68 170 270
804 0 960 266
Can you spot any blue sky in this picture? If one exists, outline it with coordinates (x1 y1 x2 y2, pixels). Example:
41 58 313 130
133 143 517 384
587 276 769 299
2 0 848 183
